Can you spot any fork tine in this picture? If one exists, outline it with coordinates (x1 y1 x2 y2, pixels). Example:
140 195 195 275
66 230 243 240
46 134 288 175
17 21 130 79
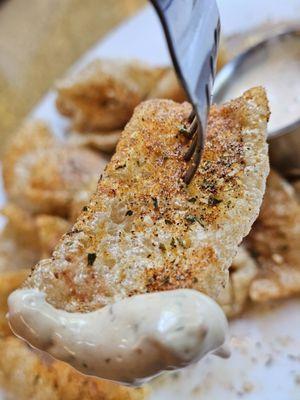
189 116 198 136
188 109 196 123
183 123 204 184
184 133 197 161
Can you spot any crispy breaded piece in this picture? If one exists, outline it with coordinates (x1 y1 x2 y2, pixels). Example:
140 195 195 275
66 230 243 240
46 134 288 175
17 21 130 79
0 226 39 273
217 247 258 318
0 336 146 400
147 69 187 103
36 215 71 258
0 270 29 336
67 131 121 153
0 204 70 268
56 59 166 132
3 121 106 217
25 88 269 312
246 170 300 302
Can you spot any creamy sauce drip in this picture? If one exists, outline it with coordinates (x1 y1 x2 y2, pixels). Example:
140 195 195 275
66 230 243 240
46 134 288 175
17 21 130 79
219 34 300 133
8 288 229 386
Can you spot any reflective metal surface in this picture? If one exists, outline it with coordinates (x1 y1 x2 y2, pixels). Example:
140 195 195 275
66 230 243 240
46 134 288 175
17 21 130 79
150 0 220 183
214 29 300 178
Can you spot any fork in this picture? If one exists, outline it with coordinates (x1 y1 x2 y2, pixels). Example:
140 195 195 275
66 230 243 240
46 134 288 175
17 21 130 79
149 0 220 184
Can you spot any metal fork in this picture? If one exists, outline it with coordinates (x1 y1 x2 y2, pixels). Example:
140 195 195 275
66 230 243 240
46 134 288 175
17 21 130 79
150 0 220 184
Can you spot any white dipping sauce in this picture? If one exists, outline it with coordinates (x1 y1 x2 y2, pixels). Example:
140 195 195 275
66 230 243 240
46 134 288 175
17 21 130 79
8 288 229 386
220 34 300 133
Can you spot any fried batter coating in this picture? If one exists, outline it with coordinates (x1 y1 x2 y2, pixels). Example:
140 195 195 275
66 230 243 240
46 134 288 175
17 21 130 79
0 336 146 400
217 247 258 318
56 59 166 132
147 69 186 103
24 88 269 312
3 121 106 217
247 170 300 302
67 131 121 154
0 270 29 336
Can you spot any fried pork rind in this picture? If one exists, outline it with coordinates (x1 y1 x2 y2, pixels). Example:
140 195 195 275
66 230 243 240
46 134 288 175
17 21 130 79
217 247 258 318
3 121 106 217
0 336 146 400
0 227 38 272
0 203 71 269
246 170 300 302
67 131 121 154
147 69 186 103
56 59 166 132
25 88 269 313
0 270 29 336
36 215 71 258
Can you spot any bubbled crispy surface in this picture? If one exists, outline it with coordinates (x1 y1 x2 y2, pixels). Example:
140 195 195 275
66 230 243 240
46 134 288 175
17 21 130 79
25 88 269 312
247 170 300 302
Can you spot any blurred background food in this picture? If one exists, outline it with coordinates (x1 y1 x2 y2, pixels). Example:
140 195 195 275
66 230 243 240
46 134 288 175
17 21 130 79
0 0 145 155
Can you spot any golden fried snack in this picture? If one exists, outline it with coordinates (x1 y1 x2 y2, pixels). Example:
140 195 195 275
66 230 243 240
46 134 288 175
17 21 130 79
0 270 29 336
3 121 106 217
217 247 258 318
0 204 71 268
56 59 166 132
247 170 300 302
36 215 71 258
0 225 39 273
24 88 269 312
0 336 146 400
1 203 39 249
67 131 121 153
147 69 187 103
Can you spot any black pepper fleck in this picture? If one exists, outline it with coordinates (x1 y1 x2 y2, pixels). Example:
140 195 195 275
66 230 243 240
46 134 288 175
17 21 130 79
87 253 96 266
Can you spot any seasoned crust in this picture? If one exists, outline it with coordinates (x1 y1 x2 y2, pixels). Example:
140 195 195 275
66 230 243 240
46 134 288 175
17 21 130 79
217 246 258 318
56 59 166 132
247 170 300 302
25 88 269 312
3 121 106 217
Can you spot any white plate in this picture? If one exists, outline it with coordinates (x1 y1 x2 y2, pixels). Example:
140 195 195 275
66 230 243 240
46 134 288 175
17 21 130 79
4 1 300 399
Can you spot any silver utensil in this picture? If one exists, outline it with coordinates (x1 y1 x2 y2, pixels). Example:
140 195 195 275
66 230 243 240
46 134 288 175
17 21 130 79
214 29 300 179
150 0 220 184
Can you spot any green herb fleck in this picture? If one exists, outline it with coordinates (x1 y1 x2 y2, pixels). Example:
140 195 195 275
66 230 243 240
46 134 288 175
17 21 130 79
82 206 88 212
208 196 222 206
170 237 176 248
185 215 204 227
152 197 158 210
87 253 96 266
177 238 185 248
159 243 166 251
165 219 172 225
201 179 215 191
185 215 197 224
187 197 197 203
178 125 190 136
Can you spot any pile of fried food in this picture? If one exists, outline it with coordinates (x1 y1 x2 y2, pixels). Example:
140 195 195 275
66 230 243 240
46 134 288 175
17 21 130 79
0 58 299 400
